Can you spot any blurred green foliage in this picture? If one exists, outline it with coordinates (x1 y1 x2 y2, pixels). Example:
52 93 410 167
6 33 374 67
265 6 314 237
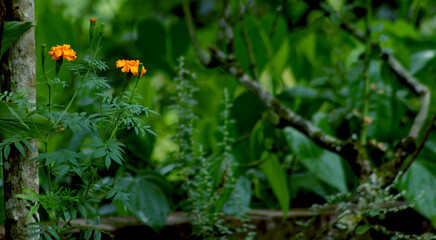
1 0 436 236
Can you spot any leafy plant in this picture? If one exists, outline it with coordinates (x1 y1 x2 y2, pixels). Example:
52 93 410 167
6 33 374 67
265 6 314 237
1 17 160 239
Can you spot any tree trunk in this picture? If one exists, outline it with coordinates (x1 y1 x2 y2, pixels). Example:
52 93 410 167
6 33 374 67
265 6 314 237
0 1 38 240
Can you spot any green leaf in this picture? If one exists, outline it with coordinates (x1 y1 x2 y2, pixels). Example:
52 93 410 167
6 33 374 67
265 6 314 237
118 173 170 231
398 159 436 222
27 203 40 221
84 229 92 240
13 141 26 157
284 126 348 193
410 50 436 75
16 193 38 202
260 152 289 217
356 224 371 235
234 15 270 75
93 230 101 240
169 20 190 61
46 227 59 240
223 176 251 215
1 21 35 58
136 18 171 72
4 144 10 159
0 101 60 139
290 172 330 198
231 92 264 135
105 155 111 169
27 231 42 239
43 232 53 240
78 204 87 219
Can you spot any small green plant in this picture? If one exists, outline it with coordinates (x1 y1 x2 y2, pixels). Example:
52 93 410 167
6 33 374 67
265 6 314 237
300 173 434 240
1 18 156 239
173 57 255 239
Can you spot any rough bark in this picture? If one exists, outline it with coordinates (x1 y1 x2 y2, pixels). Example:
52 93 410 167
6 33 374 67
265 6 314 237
0 0 38 240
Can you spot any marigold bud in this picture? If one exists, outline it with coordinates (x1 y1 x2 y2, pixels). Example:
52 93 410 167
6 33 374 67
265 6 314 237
89 17 97 44
99 23 105 37
41 44 47 62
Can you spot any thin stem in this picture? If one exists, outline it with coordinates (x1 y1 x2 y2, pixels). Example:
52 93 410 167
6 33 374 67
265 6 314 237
107 74 141 139
41 57 51 112
182 0 210 66
360 0 372 146
53 80 81 127
269 0 286 39
53 67 93 128
239 4 258 80
402 112 436 173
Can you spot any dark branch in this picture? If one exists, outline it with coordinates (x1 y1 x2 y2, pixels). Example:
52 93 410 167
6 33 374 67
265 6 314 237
182 0 357 162
402 112 436 173
322 8 431 181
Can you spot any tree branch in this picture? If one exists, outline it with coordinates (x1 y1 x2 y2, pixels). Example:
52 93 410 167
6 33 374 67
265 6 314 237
322 8 431 180
182 0 357 162
217 0 233 52
402 112 436 173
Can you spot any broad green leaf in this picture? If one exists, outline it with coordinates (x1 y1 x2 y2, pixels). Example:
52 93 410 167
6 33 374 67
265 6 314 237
260 151 289 216
169 20 190 61
410 50 436 75
399 160 436 223
0 101 60 139
284 126 348 193
118 174 170 231
234 15 270 75
1 21 35 58
223 176 251 216
327 0 344 12
290 172 331 198
136 18 172 72
231 92 264 135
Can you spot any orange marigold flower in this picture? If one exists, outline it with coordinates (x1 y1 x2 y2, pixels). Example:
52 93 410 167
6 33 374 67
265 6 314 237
48 44 77 61
116 59 147 77
89 17 97 24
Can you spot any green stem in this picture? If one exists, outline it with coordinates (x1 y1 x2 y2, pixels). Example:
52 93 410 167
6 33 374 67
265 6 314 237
360 0 372 146
53 80 81 127
42 58 51 112
106 74 141 140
